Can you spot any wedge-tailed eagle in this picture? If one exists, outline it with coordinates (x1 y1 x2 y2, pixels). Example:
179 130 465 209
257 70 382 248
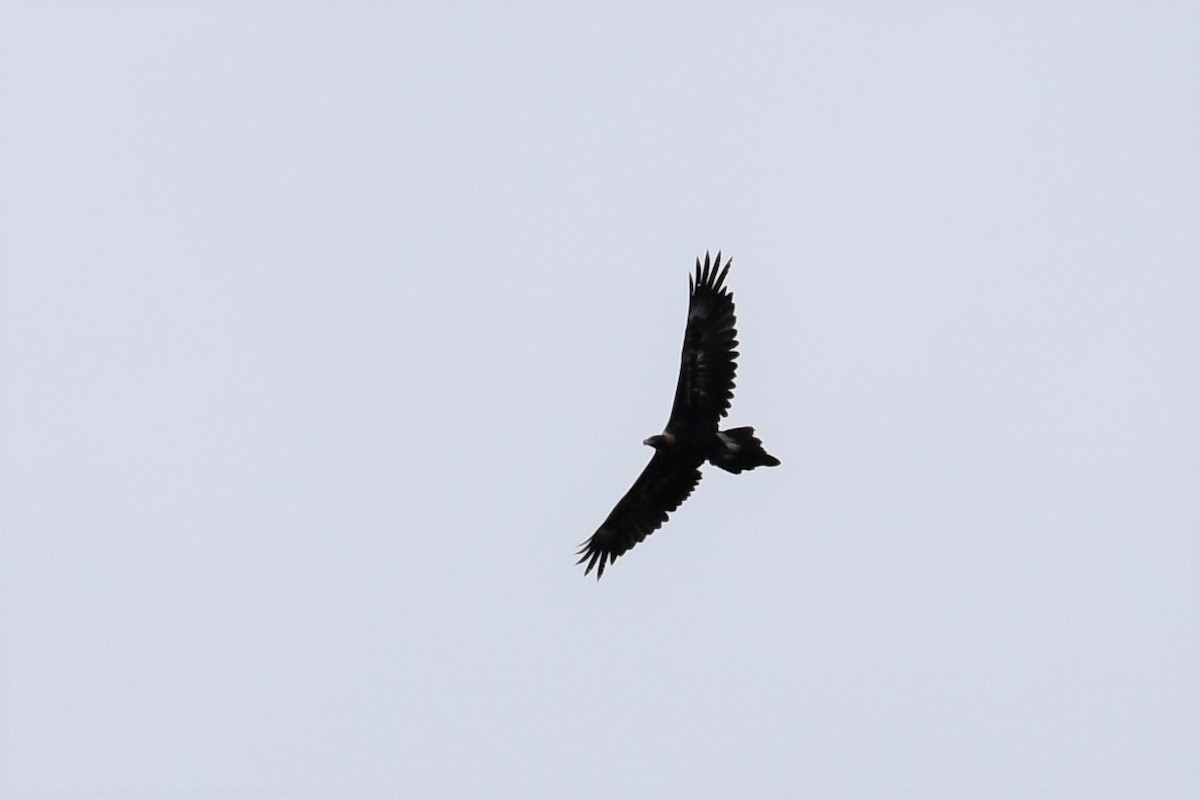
577 252 779 578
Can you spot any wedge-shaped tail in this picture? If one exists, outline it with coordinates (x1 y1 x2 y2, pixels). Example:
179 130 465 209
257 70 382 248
711 426 780 474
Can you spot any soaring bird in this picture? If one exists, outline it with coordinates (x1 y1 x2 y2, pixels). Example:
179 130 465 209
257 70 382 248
577 252 779 578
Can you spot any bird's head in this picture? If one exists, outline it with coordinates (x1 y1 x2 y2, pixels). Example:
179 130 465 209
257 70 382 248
642 432 675 450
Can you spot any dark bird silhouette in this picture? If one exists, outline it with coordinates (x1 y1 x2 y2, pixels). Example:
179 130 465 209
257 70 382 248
577 252 779 578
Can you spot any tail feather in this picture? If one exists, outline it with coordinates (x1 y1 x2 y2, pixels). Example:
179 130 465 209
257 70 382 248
712 426 780 474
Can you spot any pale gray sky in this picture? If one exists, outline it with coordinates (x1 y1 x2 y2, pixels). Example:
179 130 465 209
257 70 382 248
3 4 1197 798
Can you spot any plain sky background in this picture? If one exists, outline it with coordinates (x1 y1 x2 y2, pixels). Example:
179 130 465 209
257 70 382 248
2 4 1197 798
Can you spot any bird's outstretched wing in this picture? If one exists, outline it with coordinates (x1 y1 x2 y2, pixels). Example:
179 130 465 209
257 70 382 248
576 453 702 579
667 251 739 434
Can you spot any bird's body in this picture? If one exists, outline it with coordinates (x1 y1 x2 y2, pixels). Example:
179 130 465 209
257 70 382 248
577 252 779 578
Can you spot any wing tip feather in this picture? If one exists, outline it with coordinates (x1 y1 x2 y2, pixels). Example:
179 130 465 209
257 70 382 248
692 250 734 294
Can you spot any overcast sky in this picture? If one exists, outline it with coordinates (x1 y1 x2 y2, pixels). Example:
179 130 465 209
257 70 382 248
3 4 1197 798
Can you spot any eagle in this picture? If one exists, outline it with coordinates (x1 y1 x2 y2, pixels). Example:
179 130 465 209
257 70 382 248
577 252 779 578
